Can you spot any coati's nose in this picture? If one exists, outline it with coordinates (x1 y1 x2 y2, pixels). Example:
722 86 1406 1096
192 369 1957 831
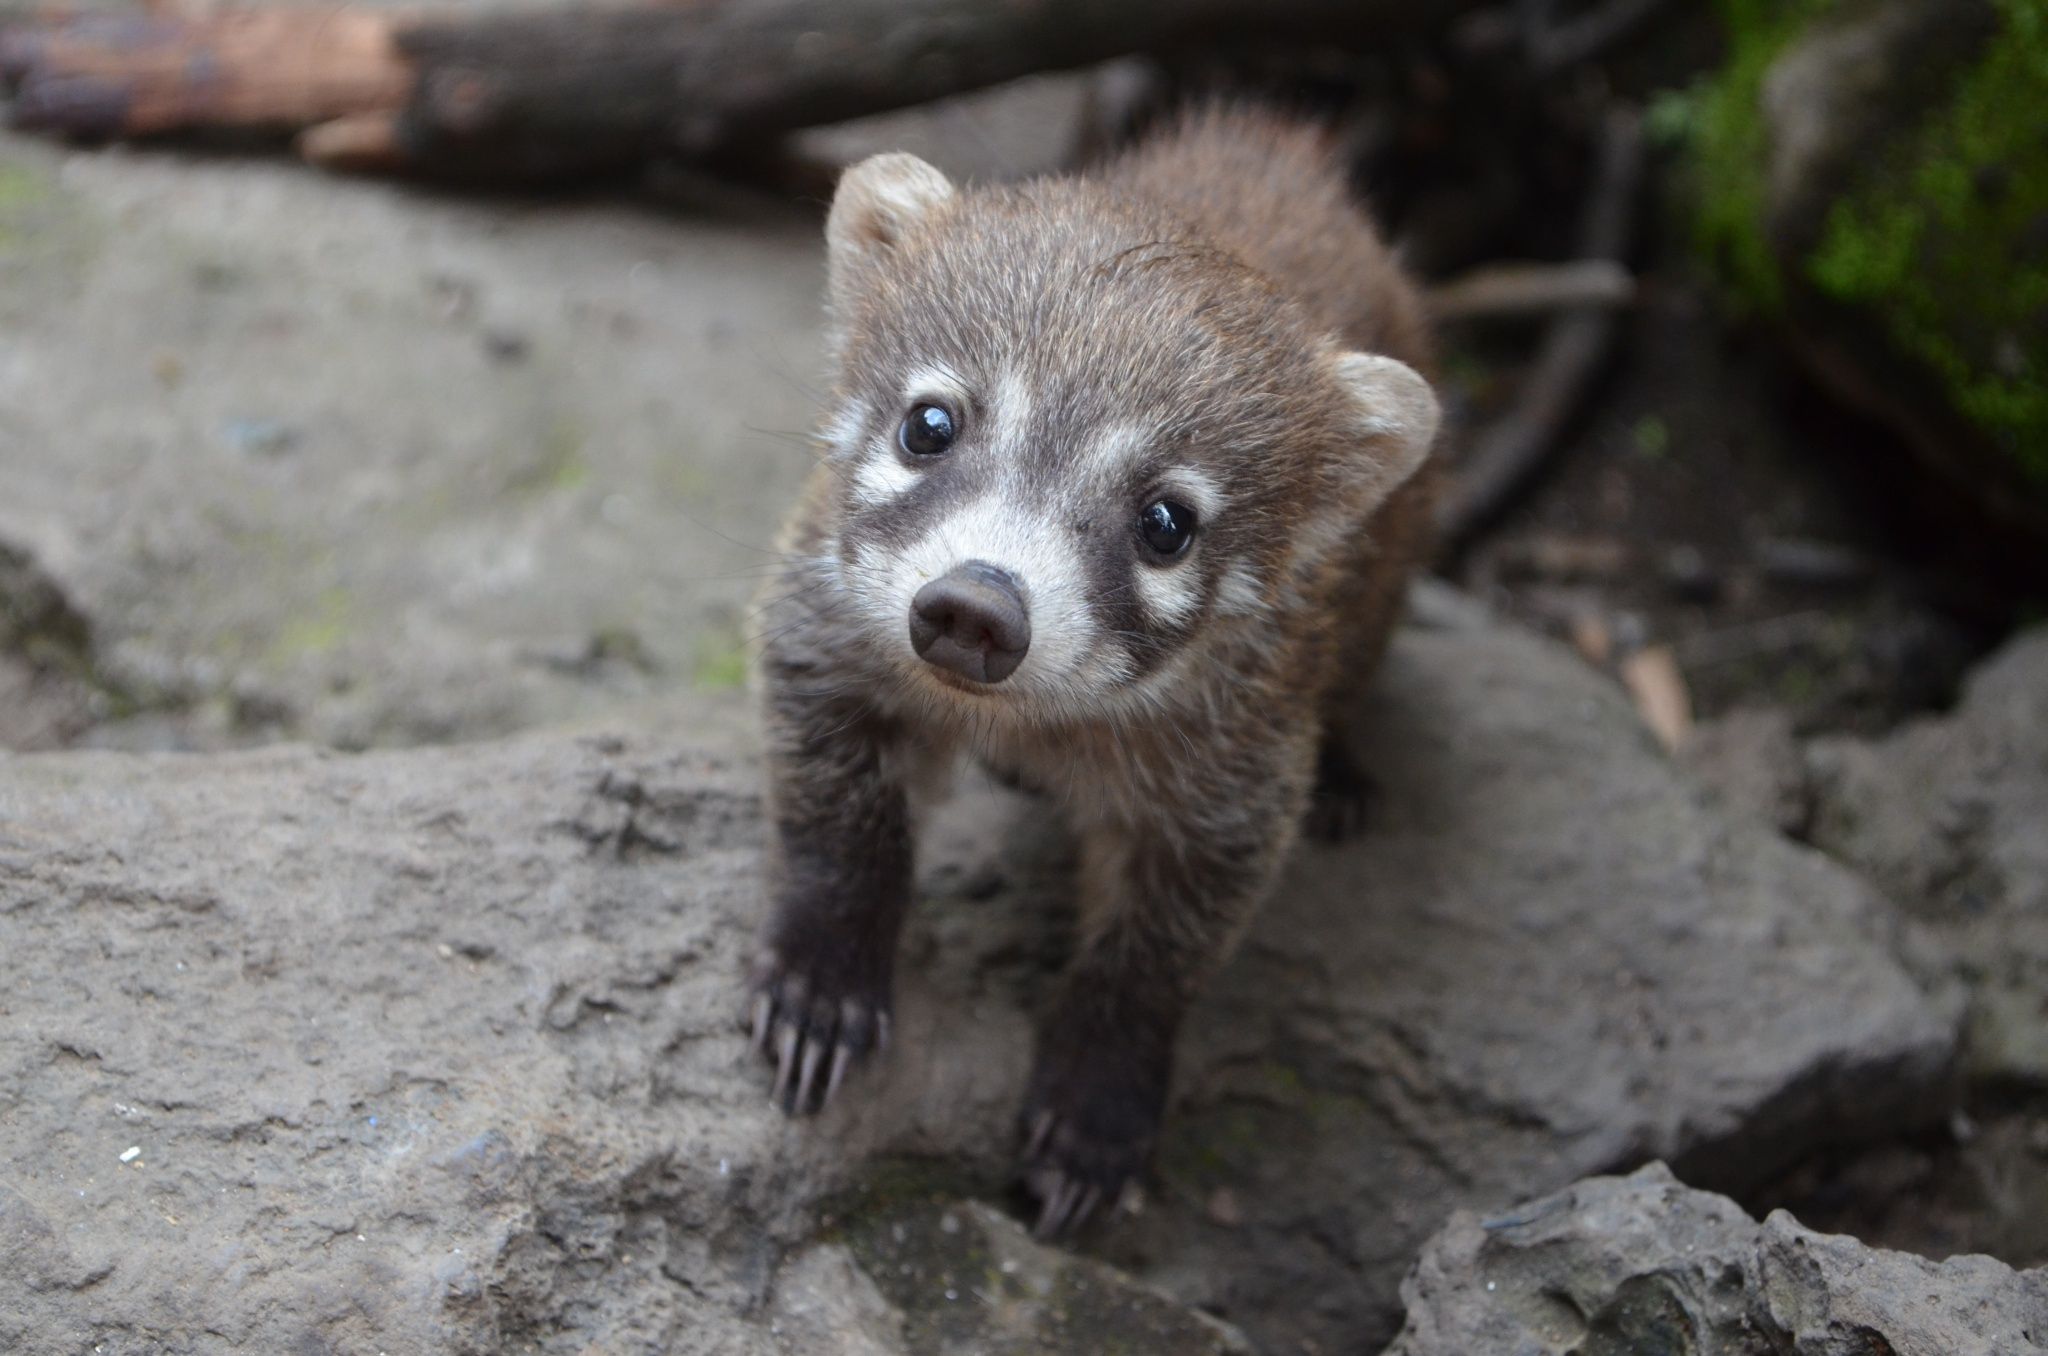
909 562 1031 684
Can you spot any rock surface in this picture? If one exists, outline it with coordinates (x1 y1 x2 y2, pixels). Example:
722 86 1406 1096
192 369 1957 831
1804 625 2048 1087
1683 705 1810 837
0 130 826 751
1386 1160 2048 1355
0 585 1960 1353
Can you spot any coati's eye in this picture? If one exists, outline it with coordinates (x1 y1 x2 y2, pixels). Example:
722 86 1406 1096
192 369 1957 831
1138 500 1197 559
899 403 957 457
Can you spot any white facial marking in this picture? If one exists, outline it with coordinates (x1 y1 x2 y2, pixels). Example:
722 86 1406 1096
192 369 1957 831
1133 562 1203 626
822 401 868 458
850 435 920 507
1092 423 1152 476
901 363 970 414
849 492 1094 689
1160 465 1225 522
993 367 1034 462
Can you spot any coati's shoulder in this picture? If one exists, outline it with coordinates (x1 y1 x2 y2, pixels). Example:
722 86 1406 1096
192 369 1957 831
1101 106 1433 376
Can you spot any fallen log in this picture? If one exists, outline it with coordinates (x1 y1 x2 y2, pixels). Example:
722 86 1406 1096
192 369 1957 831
2 0 1484 177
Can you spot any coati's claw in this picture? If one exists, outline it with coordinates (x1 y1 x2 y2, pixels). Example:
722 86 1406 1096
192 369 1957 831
1072 1183 1103 1233
1027 1153 1112 1239
795 1039 826 1111
772 1023 800 1106
1018 1103 1148 1239
1033 1175 1078 1238
824 1041 854 1107
1025 1109 1054 1160
747 949 890 1116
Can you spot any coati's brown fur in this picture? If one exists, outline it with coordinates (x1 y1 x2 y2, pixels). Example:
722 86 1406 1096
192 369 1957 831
748 107 1440 1235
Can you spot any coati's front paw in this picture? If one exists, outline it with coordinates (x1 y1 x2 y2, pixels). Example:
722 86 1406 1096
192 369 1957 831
1018 1047 1166 1239
747 943 891 1116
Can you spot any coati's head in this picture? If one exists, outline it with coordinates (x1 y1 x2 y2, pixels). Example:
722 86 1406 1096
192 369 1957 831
818 152 1439 720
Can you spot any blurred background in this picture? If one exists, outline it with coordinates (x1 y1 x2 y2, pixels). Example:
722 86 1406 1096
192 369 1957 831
1 0 2044 1271
1 0 2042 755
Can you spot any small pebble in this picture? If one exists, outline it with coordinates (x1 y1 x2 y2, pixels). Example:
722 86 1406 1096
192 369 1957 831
1757 537 1871 590
221 418 300 458
118 1146 141 1163
482 328 530 364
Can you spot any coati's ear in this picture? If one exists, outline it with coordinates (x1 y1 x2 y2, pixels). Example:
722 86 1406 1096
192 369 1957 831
826 153 956 310
1327 350 1440 511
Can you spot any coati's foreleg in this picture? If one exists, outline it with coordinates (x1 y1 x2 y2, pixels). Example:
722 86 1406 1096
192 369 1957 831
750 645 911 1116
1020 781 1302 1236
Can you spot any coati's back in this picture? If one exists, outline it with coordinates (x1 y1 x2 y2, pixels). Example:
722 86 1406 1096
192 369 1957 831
1104 108 1438 695
1104 109 1433 374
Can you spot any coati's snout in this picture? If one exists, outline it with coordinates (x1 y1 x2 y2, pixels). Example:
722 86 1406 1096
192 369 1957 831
909 561 1030 684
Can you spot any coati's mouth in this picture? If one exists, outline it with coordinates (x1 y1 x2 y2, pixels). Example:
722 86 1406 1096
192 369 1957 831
916 663 1016 699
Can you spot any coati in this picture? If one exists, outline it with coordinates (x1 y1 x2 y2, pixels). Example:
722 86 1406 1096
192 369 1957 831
748 107 1440 1236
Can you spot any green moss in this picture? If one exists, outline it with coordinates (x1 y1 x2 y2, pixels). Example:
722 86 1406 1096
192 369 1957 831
0 163 49 239
267 586 353 665
1632 415 1672 460
1805 0 2048 479
0 158 68 254
816 1155 995 1239
692 636 749 690
1681 0 2048 484
0 157 106 313
1688 0 1844 311
506 418 590 497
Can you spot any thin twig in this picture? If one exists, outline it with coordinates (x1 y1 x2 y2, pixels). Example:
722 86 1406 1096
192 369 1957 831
1435 105 1644 562
1428 259 1635 323
1619 644 1692 753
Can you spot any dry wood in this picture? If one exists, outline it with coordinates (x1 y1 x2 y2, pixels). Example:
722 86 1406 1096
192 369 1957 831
3 10 409 137
1427 259 1634 323
1569 612 1613 667
1435 105 1643 560
1619 644 1692 753
4 0 1485 175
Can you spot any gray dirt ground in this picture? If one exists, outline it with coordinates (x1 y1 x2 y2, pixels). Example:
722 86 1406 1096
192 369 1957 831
0 129 825 750
0 588 1963 1354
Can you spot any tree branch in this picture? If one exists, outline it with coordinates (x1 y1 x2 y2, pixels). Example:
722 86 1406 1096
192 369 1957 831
3 0 1486 176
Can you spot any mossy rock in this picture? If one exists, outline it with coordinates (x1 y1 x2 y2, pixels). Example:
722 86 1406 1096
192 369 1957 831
1680 0 2048 540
